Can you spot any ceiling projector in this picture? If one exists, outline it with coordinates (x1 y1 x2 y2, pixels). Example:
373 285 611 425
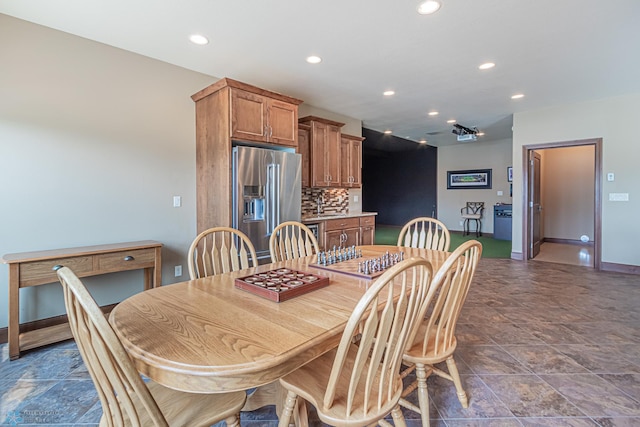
452 123 479 142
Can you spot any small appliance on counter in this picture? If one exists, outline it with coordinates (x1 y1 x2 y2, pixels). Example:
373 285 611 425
232 145 301 261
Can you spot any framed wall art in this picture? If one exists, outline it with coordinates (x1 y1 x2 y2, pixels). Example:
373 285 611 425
447 169 492 190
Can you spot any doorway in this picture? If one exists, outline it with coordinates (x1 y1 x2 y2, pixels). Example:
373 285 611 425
522 138 602 269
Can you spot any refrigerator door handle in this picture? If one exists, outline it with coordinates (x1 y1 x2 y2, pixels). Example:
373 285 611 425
266 163 281 235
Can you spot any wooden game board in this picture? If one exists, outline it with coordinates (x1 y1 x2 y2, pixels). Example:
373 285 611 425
234 268 329 302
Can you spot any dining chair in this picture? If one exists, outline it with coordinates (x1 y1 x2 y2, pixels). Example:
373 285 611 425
460 202 485 237
277 257 434 427
397 217 451 252
269 221 320 262
188 226 258 279
55 266 247 427
399 239 483 427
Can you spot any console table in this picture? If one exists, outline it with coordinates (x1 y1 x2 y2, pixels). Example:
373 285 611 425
2 240 162 360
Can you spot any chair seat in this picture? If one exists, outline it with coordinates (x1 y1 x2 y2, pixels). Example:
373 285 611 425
100 381 247 427
461 214 481 219
279 344 402 427
403 323 458 365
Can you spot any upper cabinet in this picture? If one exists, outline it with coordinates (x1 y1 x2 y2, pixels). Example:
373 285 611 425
191 78 303 232
340 134 364 188
298 123 311 188
230 88 299 147
299 116 344 188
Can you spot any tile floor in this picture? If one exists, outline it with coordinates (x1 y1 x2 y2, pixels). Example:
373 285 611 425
1 258 639 426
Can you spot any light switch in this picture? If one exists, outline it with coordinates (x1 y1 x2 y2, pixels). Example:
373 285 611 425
497 190 503 196
174 265 182 277
607 173 615 182
173 195 181 207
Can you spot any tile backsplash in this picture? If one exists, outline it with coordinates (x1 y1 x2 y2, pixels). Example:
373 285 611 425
302 188 349 216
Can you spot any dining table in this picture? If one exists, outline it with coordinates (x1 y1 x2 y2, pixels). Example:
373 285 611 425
109 244 450 414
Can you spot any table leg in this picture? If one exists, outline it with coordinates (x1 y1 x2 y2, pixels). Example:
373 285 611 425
8 264 20 360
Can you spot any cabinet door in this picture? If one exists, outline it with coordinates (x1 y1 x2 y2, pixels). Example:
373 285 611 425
340 138 351 187
298 126 311 188
268 99 297 147
360 226 375 245
311 122 328 187
326 125 341 186
230 89 267 142
324 229 344 249
344 227 359 247
350 139 362 187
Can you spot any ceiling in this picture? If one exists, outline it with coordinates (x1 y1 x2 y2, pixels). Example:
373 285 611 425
2 0 640 150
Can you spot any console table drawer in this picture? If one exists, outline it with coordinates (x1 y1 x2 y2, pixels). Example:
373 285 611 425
19 256 93 288
95 248 156 273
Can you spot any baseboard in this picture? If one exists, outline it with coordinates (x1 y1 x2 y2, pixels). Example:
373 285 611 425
601 262 640 275
543 237 594 246
450 230 494 238
0 303 118 345
511 251 524 260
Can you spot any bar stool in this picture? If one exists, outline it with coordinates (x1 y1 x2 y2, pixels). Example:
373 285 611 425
461 202 484 237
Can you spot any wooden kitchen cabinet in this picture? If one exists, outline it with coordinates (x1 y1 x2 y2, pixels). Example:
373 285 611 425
191 78 303 232
299 116 344 187
359 215 376 246
298 123 311 187
323 217 360 249
340 134 364 187
230 88 298 147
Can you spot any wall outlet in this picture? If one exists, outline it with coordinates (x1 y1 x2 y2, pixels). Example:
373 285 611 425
497 190 503 196
174 265 182 277
459 221 464 226
354 195 359 203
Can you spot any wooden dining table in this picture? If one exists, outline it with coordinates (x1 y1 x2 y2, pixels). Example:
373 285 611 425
109 245 450 400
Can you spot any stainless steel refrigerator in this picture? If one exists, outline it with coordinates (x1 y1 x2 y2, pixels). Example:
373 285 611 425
232 145 302 261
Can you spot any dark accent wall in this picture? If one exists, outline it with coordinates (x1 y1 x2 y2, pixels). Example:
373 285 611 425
362 128 438 226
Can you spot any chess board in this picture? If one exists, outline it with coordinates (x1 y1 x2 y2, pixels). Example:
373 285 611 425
234 268 329 302
310 258 385 280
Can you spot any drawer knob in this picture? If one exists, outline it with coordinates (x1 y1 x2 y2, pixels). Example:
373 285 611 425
124 256 135 261
52 264 63 271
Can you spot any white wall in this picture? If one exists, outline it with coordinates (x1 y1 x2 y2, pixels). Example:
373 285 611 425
0 15 215 327
540 145 595 241
437 138 513 233
512 94 640 266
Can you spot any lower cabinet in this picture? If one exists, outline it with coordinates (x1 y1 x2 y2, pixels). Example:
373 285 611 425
359 215 376 246
323 217 360 250
319 215 376 250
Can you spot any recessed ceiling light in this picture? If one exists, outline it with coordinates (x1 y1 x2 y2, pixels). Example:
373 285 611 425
477 132 485 136
417 0 441 15
447 119 456 124
511 93 525 99
428 111 439 116
419 139 427 144
383 90 395 96
306 55 322 64
384 130 393 134
189 34 209 45
478 62 495 70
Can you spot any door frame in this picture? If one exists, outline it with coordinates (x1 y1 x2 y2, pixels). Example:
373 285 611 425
521 138 602 270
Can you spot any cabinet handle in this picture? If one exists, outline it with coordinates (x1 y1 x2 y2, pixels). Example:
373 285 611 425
124 256 135 261
269 126 273 138
52 264 63 271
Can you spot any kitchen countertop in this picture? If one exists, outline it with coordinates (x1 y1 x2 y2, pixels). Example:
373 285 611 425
301 212 377 223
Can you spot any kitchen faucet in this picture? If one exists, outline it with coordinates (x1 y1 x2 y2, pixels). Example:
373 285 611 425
317 195 324 215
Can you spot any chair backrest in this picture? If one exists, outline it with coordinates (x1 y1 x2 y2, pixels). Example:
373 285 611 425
188 227 258 279
410 240 482 359
56 266 169 427
462 202 485 216
323 258 433 418
269 221 320 262
397 217 451 251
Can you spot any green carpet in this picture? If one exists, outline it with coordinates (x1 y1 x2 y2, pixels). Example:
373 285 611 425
375 225 512 258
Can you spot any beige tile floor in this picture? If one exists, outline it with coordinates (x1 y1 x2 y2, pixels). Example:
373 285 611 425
1 257 639 426
533 242 595 268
